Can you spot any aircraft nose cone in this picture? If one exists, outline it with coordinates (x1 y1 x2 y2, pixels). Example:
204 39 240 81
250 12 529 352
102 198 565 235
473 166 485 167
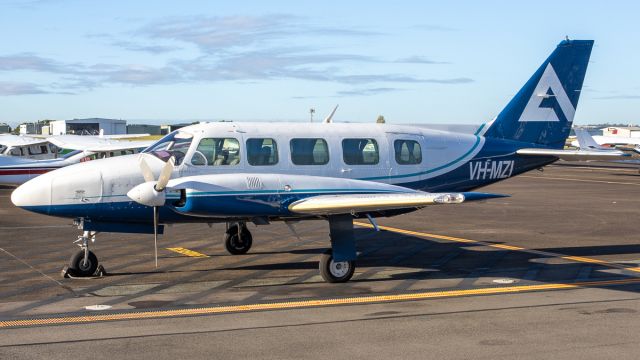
11 174 52 211
10 184 28 207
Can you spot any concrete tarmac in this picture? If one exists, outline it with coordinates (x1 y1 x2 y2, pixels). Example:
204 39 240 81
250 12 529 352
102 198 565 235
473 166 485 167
0 163 639 359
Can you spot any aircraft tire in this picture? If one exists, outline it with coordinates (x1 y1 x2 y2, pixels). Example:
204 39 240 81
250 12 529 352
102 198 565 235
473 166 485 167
224 225 253 255
68 250 99 277
319 249 355 283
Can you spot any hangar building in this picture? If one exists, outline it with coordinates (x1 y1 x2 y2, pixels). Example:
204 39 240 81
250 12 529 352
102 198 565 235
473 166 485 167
49 118 126 135
602 126 640 138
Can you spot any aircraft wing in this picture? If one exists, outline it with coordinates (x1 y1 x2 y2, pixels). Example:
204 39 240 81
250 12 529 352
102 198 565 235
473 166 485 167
288 192 506 216
517 148 630 161
48 135 154 152
140 173 508 217
98 133 150 139
0 134 49 146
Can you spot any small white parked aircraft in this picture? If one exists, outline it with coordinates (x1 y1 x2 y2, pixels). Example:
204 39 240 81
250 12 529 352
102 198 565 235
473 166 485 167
13 39 612 283
529 128 631 160
0 137 153 185
0 134 57 159
570 131 640 148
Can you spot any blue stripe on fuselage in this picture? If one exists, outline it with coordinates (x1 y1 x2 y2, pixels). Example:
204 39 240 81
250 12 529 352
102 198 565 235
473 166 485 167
31 189 405 222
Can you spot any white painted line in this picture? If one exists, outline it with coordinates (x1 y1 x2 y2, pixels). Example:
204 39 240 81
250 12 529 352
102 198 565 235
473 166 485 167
493 278 517 284
520 175 640 186
551 165 640 173
0 225 71 230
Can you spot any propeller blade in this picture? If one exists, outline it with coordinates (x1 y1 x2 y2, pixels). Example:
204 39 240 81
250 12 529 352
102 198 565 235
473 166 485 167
139 155 155 183
153 206 158 267
155 156 175 192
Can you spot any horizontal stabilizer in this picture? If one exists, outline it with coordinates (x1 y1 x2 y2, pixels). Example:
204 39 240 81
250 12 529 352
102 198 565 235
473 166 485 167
517 148 630 161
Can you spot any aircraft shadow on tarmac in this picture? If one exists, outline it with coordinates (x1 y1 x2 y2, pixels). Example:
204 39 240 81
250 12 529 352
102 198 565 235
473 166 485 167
219 228 640 288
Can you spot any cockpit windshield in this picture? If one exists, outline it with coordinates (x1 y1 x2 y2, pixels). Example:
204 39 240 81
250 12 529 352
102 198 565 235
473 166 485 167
61 149 83 159
143 131 193 165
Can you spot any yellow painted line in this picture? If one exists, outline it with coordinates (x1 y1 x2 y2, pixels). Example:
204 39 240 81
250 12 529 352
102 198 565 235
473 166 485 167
489 244 525 251
1 277 639 329
354 222 639 274
561 256 608 265
166 247 209 258
356 222 476 244
520 175 640 186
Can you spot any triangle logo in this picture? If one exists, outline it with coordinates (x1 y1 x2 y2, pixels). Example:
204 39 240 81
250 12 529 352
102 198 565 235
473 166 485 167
518 63 576 122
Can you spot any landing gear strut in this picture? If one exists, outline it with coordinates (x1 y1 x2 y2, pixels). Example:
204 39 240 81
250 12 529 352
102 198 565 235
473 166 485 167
224 222 253 255
67 230 102 277
319 214 358 283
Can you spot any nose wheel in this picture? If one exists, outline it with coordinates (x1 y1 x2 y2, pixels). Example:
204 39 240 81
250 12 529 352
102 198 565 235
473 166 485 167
63 230 104 278
224 222 253 255
319 249 355 283
69 249 98 277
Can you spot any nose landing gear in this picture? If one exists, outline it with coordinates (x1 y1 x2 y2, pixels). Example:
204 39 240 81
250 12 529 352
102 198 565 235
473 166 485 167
62 230 105 278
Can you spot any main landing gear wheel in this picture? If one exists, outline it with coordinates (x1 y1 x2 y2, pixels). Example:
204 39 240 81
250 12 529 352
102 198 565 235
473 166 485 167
319 249 355 283
224 223 253 255
68 249 99 277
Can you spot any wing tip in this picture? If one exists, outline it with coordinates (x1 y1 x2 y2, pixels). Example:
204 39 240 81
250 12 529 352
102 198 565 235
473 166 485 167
461 192 510 201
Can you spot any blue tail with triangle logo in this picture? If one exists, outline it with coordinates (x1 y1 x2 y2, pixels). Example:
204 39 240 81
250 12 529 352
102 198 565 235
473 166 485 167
483 39 593 149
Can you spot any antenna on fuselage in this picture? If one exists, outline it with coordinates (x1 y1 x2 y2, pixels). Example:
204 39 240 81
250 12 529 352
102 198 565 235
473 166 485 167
323 104 339 123
309 108 315 122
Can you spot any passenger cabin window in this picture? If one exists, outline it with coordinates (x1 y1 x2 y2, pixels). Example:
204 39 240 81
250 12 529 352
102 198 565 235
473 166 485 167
247 138 278 166
394 139 422 165
191 138 240 166
342 138 379 165
9 147 23 156
290 138 329 165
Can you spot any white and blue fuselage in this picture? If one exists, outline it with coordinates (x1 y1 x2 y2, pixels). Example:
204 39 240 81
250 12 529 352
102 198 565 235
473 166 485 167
10 121 554 230
11 39 595 235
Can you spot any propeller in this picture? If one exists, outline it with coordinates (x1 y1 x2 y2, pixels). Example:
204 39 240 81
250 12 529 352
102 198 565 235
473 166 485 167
127 154 175 267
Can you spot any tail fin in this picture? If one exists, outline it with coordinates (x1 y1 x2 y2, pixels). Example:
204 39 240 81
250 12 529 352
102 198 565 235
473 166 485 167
574 128 607 150
483 39 594 148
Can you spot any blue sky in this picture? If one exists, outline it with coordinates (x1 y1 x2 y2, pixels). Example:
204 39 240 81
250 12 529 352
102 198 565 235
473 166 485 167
1 0 639 127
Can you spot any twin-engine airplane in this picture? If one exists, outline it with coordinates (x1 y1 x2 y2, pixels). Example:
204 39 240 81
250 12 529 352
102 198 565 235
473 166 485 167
12 39 599 282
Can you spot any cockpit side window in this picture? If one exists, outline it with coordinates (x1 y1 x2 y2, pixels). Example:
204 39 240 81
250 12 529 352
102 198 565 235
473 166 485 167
9 147 23 156
191 138 240 166
143 131 193 165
